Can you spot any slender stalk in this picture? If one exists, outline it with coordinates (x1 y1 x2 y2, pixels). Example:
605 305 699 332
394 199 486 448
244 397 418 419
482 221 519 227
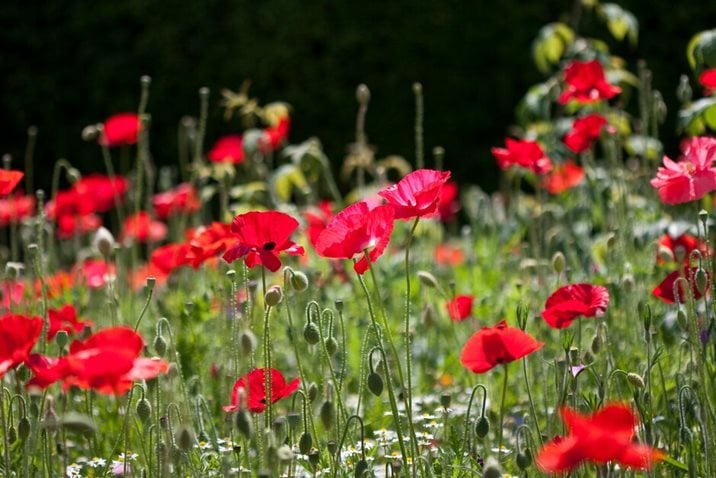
413 83 424 169
497 364 510 457
522 356 544 445
263 304 274 431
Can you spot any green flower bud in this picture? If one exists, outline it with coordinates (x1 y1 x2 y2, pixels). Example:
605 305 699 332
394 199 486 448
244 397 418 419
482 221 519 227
175 426 195 451
417 270 439 289
475 416 490 439
303 322 320 345
482 456 502 478
516 450 532 470
695 268 708 296
299 431 313 454
367 372 384 396
320 401 335 430
355 458 369 478
136 397 152 424
627 372 645 389
153 335 167 357
307 383 319 402
239 330 257 356
7 425 17 444
55 330 69 350
290 271 309 292
18 416 30 441
324 336 338 356
552 251 565 274
440 393 451 409
264 285 283 307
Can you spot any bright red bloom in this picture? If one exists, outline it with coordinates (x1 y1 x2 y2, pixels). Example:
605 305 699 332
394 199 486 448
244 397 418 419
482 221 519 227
223 368 299 413
208 135 245 164
56 213 102 239
47 305 92 341
564 114 607 153
121 211 168 244
657 233 703 265
437 181 460 222
28 327 168 395
447 294 474 321
74 259 116 290
542 160 585 194
650 136 716 204
315 201 395 274
541 283 610 329
260 117 290 153
652 267 708 304
0 170 24 196
460 320 543 373
491 138 553 175
558 60 621 105
1 280 25 310
303 201 335 250
74 175 128 213
699 68 716 95
185 222 239 268
100 113 140 147
222 211 304 272
536 403 665 473
150 242 191 276
0 194 35 227
379 169 451 220
152 183 200 220
0 313 43 377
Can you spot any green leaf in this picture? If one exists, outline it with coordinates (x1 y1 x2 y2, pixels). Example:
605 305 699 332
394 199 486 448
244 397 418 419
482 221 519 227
599 3 639 46
532 23 575 73
687 29 716 70
677 97 716 133
270 164 310 203
661 455 688 472
704 104 716 130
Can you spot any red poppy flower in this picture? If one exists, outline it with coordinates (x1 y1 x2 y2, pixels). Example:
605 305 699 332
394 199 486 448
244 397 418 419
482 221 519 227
74 259 116 290
208 135 245 163
223 368 299 413
0 194 35 227
434 243 465 266
447 294 474 321
56 213 102 239
260 117 290 153
460 320 543 373
1 280 25 310
303 201 335 250
185 222 239 268
564 114 607 153
28 327 168 395
222 211 304 272
0 313 43 377
541 283 610 329
152 183 200 220
699 68 716 95
315 201 395 274
47 305 92 341
491 138 553 175
536 403 664 473
650 136 716 204
0 170 24 196
558 60 621 105
100 113 141 147
74 175 128 213
657 233 703 265
652 267 708 304
378 169 452 220
121 211 168 244
437 181 460 222
542 160 585 194
150 242 191 276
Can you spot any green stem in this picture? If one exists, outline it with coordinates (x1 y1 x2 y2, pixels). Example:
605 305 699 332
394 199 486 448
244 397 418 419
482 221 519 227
263 304 273 432
522 356 543 445
498 364 510 457
403 217 420 470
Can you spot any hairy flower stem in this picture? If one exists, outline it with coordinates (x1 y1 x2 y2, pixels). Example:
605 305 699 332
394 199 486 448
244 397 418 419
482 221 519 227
522 357 543 445
315 307 348 428
355 268 410 468
497 364 510 457
263 304 274 432
0 387 10 473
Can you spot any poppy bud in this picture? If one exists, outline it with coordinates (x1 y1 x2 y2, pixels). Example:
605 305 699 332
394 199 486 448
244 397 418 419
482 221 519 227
299 431 313 454
303 322 320 345
627 372 645 389
264 285 283 307
18 416 30 441
695 268 708 296
417 270 439 289
320 401 334 430
440 393 451 409
66 167 81 185
482 456 502 478
235 410 253 439
552 251 566 274
136 398 152 424
175 426 195 451
81 124 100 142
307 383 319 402
356 84 371 105
475 416 490 439
55 330 69 350
286 412 301 429
677 308 687 328
516 449 532 470
421 304 436 327
239 330 257 356
326 440 338 455
591 334 603 355
7 425 17 444
290 271 309 292
324 336 338 356
355 458 369 478
153 335 168 357
334 299 344 313
93 227 115 258
367 372 384 396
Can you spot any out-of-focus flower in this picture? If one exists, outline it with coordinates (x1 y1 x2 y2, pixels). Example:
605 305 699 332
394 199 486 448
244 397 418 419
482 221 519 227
0 194 35 227
0 170 24 196
650 136 716 205
446 294 474 321
564 114 607 153
491 138 553 175
223 368 299 413
699 68 716 95
121 211 168 244
542 160 585 194
100 113 140 147
558 60 621 105
541 283 610 329
208 135 245 164
652 267 708 303
0 312 43 377
47 305 92 341
153 183 200 220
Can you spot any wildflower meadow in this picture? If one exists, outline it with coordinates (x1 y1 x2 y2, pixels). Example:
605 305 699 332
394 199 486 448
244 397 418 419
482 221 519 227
3 2 716 477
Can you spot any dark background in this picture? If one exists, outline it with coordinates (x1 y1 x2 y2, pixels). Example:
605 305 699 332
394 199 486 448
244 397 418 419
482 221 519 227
1 0 713 193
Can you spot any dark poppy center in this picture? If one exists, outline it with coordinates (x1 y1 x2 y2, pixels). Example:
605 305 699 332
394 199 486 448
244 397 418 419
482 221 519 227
263 241 276 251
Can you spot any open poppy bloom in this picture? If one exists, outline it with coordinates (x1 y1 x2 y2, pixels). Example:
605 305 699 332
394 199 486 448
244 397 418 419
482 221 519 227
657 232 703 265
223 368 299 413
558 60 621 105
208 135 245 163
74 259 116 290
0 194 35 227
542 160 585 194
699 68 716 95
0 313 43 377
564 114 607 153
536 403 664 472
652 267 708 304
150 242 191 276
121 211 168 244
100 113 141 147
47 305 92 341
315 201 395 274
650 136 716 205
491 138 553 175
460 320 543 373
27 327 168 395
223 210 304 272
378 169 451 220
185 222 239 268
541 283 610 329
303 201 335 250
260 115 291 153
153 183 201 220
446 294 474 321
0 169 24 196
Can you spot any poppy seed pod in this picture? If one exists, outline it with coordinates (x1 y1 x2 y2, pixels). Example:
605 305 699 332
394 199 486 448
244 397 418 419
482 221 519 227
264 285 283 307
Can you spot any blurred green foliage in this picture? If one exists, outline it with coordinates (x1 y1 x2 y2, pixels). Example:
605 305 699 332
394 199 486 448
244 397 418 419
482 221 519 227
1 0 714 192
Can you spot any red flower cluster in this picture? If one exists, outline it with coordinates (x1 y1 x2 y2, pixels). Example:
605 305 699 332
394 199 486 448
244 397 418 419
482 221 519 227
186 222 239 268
47 304 92 341
537 403 664 472
0 193 35 227
650 136 716 205
100 113 140 148
491 138 553 175
153 183 201 220
0 169 24 196
28 327 168 395
564 114 607 153
0 313 43 378
541 283 610 329
558 60 621 104
542 160 585 194
121 211 168 244
460 320 543 373
223 368 299 413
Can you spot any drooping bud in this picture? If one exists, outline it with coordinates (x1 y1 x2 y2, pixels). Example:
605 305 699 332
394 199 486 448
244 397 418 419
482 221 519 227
239 330 257 356
324 336 338 356
307 383 319 402
320 400 335 430
93 227 115 258
264 285 283 307
367 372 384 396
153 335 168 357
417 270 439 289
136 398 152 424
303 322 320 345
299 432 313 454
290 271 309 292
552 251 566 274
175 425 196 451
475 416 490 439
627 372 645 389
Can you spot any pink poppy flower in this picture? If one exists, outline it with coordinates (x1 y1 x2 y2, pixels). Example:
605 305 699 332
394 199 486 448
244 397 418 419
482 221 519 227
650 136 716 204
378 169 451 220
